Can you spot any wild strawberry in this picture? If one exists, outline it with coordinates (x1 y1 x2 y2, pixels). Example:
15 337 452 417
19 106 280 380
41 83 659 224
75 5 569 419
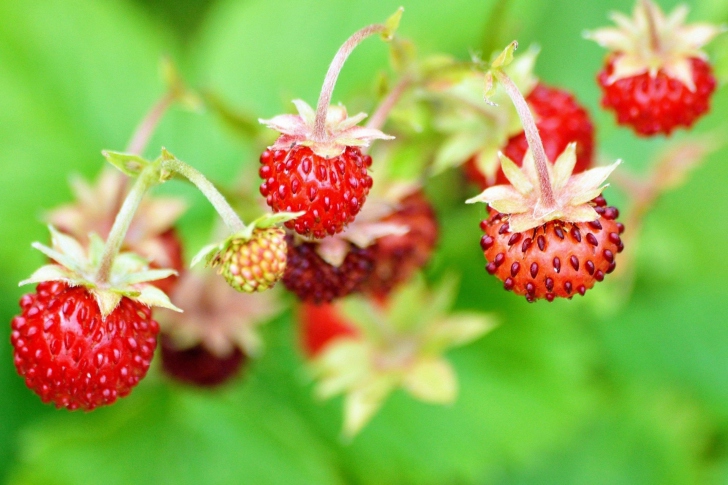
282 235 374 304
47 167 187 293
156 271 282 387
480 196 624 302
12 281 160 410
469 145 623 302
464 83 594 189
359 191 439 298
259 102 390 238
160 336 246 388
299 302 359 358
11 227 179 410
257 11 401 238
587 0 723 136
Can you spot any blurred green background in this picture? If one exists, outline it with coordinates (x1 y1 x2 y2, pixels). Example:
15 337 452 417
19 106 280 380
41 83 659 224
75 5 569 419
2 0 728 483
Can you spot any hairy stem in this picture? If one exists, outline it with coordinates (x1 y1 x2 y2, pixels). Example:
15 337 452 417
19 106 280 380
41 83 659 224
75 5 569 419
95 163 160 284
493 69 555 206
641 0 661 53
161 157 246 234
313 24 388 141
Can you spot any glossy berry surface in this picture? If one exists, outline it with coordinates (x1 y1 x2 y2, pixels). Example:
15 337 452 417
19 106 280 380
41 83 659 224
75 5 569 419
299 302 359 358
359 191 439 298
11 281 159 410
480 196 625 302
598 56 716 136
465 83 594 189
259 145 373 238
160 335 246 387
283 236 373 304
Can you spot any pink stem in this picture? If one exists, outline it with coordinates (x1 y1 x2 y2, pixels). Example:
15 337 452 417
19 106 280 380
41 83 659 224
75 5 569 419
493 69 555 207
641 0 661 53
313 24 387 141
365 75 412 133
125 91 176 155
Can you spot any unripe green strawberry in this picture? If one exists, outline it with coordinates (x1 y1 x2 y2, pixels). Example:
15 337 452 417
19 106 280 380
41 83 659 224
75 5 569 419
211 227 288 293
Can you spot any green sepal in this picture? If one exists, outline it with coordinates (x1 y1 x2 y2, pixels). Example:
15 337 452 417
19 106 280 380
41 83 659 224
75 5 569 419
19 264 76 287
102 150 151 176
382 7 404 41
491 40 518 68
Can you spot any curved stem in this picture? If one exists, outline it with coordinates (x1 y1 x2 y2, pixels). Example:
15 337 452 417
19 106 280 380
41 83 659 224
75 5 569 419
313 24 388 141
95 164 160 284
493 69 555 207
161 158 246 234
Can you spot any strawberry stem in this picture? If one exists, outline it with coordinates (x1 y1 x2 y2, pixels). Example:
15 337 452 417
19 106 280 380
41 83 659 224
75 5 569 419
492 69 555 207
366 75 412 134
95 162 161 284
312 24 388 142
160 155 246 234
641 0 661 54
126 91 177 156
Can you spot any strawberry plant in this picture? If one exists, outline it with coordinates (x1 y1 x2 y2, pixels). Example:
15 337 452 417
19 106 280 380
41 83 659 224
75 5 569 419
2 1 728 484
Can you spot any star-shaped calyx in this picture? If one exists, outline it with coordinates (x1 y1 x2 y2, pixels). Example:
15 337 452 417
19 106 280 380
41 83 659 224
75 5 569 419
467 143 620 233
21 226 180 317
309 276 497 438
585 0 725 90
259 100 394 159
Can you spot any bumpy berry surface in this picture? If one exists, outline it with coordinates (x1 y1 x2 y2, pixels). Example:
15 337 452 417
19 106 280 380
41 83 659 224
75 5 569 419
160 335 246 387
215 227 288 293
11 281 159 410
480 196 625 302
359 191 439 298
259 145 373 238
598 56 716 136
299 302 359 358
283 236 373 303
465 83 595 189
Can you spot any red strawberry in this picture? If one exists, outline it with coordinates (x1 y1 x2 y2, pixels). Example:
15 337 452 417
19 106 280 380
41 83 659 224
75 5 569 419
11 281 160 410
160 335 246 387
283 235 373 303
11 226 180 409
587 0 722 136
359 191 439 298
259 145 373 238
464 83 594 189
480 196 624 302
598 56 716 136
299 302 359 358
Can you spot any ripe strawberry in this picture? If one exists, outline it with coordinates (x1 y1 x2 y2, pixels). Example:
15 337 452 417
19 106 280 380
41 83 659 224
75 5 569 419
468 142 623 301
299 302 359 358
209 227 288 293
598 56 716 136
259 144 373 238
359 191 439 298
587 0 722 136
283 235 374 303
259 96 393 239
11 281 160 410
11 227 180 410
480 196 624 302
160 335 246 387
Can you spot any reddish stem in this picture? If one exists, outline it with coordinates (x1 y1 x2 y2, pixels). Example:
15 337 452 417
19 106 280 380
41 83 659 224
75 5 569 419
366 75 412 133
493 69 555 207
313 24 388 142
641 0 661 54
126 92 176 156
